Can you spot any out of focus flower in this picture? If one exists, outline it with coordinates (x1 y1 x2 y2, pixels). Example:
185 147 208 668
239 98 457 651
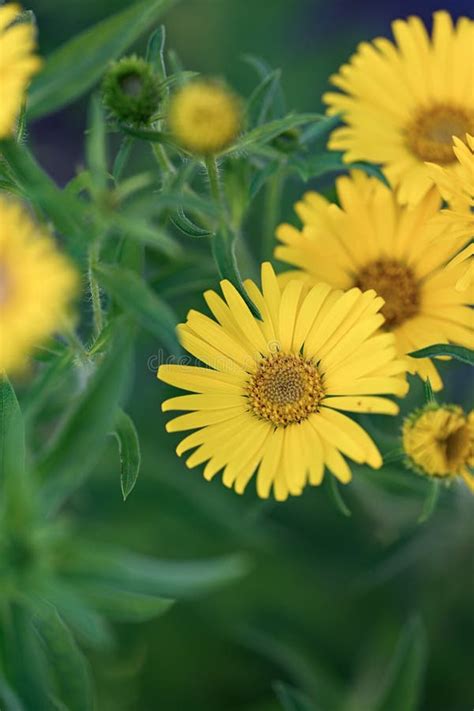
403 404 474 492
167 80 242 155
158 263 407 501
0 199 78 373
324 12 474 205
427 134 474 292
0 3 41 137
102 55 161 126
275 171 473 391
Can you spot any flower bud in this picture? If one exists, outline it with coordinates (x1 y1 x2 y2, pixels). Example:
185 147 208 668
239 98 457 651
102 55 161 126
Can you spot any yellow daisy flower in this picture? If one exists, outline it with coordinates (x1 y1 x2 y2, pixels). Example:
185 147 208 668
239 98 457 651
275 171 474 392
427 134 474 291
0 198 78 373
403 404 474 492
168 80 242 155
323 11 474 205
0 3 42 138
158 263 408 501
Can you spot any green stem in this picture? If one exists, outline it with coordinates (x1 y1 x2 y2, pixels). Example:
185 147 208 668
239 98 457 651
262 165 285 261
62 325 90 368
152 143 176 176
205 155 223 208
88 243 104 337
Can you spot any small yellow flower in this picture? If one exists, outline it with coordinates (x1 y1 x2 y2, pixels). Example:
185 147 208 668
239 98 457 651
0 198 78 373
0 3 42 138
158 263 408 501
403 405 474 492
167 80 242 155
275 171 474 391
323 11 474 205
427 134 474 292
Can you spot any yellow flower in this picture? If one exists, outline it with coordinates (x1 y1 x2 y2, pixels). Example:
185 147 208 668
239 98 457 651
0 3 42 138
0 198 78 373
427 134 474 291
275 171 474 392
323 11 474 205
158 263 408 501
403 405 474 492
168 80 242 155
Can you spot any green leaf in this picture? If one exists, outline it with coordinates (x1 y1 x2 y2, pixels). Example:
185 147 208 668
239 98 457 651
300 113 341 144
273 681 316 711
0 376 25 492
423 378 436 404
170 207 212 238
327 475 351 517
33 602 93 711
291 150 389 186
77 583 173 622
0 140 86 245
418 480 440 524
374 617 427 711
86 95 108 193
27 0 180 119
408 343 474 365
246 69 282 127
146 26 167 81
119 124 174 145
112 409 141 501
225 114 321 155
63 547 250 599
242 55 286 117
0 677 25 711
95 263 179 354
112 213 181 258
23 350 74 422
211 228 261 319
38 326 132 515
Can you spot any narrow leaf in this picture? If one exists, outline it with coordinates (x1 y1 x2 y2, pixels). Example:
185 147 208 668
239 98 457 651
95 263 179 354
242 54 286 117
27 0 180 119
86 95 107 193
112 213 181 258
112 409 141 500
246 69 282 127
423 378 436 404
418 480 440 524
33 602 93 711
170 207 212 238
409 343 474 366
374 617 427 711
77 584 173 622
225 113 321 155
211 228 260 319
146 26 167 80
327 475 351 517
38 327 132 514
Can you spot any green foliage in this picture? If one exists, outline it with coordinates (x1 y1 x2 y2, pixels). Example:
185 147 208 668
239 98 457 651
409 343 474 365
112 410 142 501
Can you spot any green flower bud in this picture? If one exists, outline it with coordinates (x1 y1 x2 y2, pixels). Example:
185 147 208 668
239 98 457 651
102 55 161 126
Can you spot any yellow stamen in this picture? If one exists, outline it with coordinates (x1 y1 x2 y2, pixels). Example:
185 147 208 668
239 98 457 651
405 104 474 164
247 353 324 427
355 259 420 328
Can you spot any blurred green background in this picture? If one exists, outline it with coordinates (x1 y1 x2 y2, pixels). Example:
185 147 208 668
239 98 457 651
27 1 474 709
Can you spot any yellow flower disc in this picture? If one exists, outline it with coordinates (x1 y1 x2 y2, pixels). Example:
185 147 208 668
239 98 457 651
275 171 474 391
0 3 42 138
168 80 242 155
403 405 474 491
323 11 474 205
158 262 408 501
0 198 79 373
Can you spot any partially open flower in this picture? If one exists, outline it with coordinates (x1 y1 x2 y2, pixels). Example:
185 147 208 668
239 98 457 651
102 55 161 126
167 79 242 155
403 404 474 492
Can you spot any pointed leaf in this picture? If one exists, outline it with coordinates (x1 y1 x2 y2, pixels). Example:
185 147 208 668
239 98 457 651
33 602 93 711
225 113 321 155
409 344 474 366
38 327 132 514
77 584 173 622
27 0 180 119
418 480 440 524
374 617 427 711
112 409 141 500
95 263 179 354
170 207 212 238
86 95 107 193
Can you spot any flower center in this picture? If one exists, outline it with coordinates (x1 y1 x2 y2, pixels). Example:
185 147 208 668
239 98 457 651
119 72 143 98
405 104 474 164
247 352 324 427
355 259 420 328
443 423 471 471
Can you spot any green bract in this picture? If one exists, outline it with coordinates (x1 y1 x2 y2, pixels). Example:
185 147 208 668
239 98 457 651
102 55 161 125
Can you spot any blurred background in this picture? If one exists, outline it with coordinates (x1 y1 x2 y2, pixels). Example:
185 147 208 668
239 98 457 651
27 1 474 709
